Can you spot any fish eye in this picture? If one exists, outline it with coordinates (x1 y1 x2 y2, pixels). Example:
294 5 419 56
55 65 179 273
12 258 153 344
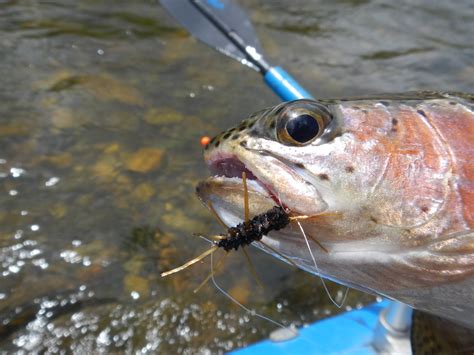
276 101 332 146
286 114 321 143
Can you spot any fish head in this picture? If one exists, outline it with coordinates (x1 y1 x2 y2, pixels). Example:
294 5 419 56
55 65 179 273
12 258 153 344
200 100 341 216
198 97 436 246
197 94 474 327
199 98 386 273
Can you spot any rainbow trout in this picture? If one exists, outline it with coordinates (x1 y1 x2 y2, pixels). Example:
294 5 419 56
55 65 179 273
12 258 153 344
196 91 474 330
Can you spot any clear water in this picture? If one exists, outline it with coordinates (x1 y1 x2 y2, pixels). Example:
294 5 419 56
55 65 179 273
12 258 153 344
0 0 472 352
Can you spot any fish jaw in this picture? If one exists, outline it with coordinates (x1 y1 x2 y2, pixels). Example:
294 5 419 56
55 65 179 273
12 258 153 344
196 176 276 227
203 147 329 217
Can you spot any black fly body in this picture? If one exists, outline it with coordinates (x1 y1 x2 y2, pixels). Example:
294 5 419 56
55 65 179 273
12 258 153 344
216 206 289 252
160 205 293 278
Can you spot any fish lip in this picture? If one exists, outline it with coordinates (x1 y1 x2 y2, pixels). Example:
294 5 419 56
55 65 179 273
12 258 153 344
204 151 284 206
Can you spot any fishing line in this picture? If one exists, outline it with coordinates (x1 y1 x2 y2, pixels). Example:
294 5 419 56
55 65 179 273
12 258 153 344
209 252 328 348
196 234 220 243
209 252 298 336
194 218 298 332
295 220 349 309
182 217 331 346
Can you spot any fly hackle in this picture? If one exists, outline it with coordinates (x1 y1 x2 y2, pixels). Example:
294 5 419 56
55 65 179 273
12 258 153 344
160 245 219 277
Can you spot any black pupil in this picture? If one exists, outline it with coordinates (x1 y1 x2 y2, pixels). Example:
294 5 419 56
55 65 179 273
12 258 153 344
286 114 320 143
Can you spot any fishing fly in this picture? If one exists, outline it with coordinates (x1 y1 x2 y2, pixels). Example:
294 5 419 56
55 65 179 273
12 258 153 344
160 172 297 281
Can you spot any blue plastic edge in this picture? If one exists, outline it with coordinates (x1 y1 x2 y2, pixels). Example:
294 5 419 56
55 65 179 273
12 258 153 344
230 300 390 355
263 67 314 101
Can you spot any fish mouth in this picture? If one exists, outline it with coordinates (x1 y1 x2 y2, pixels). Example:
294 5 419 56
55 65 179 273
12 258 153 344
196 152 283 227
205 153 283 206
208 155 257 181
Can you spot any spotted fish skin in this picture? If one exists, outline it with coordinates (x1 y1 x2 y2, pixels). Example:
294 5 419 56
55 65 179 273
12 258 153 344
198 91 474 329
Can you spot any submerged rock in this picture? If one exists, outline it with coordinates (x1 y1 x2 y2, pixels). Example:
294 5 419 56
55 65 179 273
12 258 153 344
125 147 165 173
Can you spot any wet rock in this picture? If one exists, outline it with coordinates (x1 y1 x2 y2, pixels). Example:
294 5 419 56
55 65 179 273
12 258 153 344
77 264 104 283
132 182 155 202
78 194 94 206
35 69 72 90
40 152 73 167
125 147 164 173
228 279 251 304
160 36 197 65
161 209 207 234
40 95 59 109
115 174 132 189
43 71 145 106
0 123 29 137
49 203 67 219
50 108 86 129
75 240 117 266
124 274 150 298
92 156 120 180
144 107 184 125
185 63 231 88
103 143 120 154
123 258 143 280
81 74 145 106
0 211 24 228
